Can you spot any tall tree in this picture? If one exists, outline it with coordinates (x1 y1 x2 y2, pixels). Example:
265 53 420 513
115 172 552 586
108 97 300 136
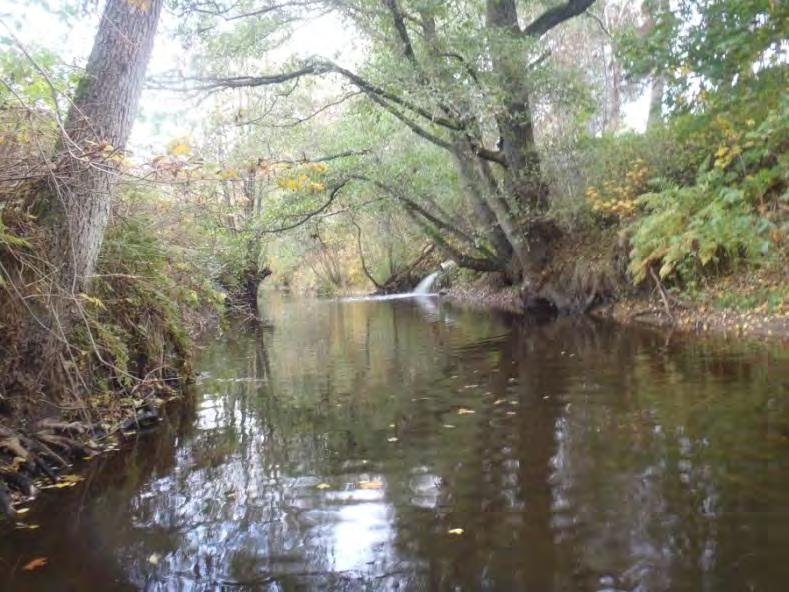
44 0 164 293
180 0 597 284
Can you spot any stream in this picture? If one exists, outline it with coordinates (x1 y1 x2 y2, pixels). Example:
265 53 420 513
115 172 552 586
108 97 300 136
1 291 787 591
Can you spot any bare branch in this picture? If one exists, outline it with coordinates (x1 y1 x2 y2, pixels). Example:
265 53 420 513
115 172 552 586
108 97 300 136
263 91 364 128
585 10 613 39
257 180 348 234
383 0 417 63
161 59 463 131
271 149 371 165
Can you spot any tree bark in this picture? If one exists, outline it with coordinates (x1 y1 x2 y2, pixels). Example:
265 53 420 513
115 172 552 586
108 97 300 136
45 0 163 293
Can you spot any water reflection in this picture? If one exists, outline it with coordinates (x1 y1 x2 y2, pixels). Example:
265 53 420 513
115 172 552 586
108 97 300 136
1 292 787 591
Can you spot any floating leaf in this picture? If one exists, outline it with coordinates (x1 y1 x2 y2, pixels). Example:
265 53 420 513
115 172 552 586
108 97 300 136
457 408 475 415
358 480 384 490
387 437 399 443
447 528 464 535
442 424 456 429
148 553 160 566
15 507 30 515
316 483 331 490
22 557 48 571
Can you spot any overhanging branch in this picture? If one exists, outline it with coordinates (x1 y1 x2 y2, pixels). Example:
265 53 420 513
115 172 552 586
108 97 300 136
524 0 597 37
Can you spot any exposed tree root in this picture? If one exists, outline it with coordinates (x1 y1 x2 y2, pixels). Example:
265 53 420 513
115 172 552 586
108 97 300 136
0 389 177 518
0 421 101 517
0 481 14 519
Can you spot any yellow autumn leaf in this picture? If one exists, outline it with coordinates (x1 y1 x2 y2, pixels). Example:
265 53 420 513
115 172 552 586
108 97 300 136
79 293 106 310
59 474 85 484
457 408 475 415
167 138 192 157
316 483 331 489
447 528 464 535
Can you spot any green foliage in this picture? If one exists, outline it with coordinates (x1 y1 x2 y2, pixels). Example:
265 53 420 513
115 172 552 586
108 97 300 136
622 0 788 114
85 200 225 387
0 43 80 110
0 216 31 251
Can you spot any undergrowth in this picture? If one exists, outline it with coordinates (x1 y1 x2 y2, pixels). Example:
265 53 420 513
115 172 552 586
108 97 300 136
557 82 787 300
0 189 224 418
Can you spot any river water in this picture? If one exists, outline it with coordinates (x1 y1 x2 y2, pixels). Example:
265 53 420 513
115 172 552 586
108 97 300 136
1 292 787 591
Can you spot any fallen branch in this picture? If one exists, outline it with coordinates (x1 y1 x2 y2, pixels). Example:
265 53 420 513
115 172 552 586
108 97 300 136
649 266 675 322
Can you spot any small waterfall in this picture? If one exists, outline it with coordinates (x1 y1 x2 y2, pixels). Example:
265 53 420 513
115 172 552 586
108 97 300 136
413 271 440 294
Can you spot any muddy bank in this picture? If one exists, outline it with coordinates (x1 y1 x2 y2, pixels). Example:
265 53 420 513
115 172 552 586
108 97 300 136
445 283 789 343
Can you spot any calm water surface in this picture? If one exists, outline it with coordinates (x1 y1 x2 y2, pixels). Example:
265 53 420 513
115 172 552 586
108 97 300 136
2 292 788 591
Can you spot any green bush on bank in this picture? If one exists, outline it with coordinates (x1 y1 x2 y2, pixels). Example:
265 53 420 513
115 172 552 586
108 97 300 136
86 209 225 390
564 83 787 289
628 96 787 284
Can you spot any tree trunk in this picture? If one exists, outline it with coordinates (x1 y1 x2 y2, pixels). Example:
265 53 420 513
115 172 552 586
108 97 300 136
451 143 514 262
647 76 665 128
45 0 163 293
486 0 549 214
643 0 667 129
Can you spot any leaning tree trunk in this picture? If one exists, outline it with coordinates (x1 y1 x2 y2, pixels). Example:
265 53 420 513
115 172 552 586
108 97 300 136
484 0 555 282
45 0 163 293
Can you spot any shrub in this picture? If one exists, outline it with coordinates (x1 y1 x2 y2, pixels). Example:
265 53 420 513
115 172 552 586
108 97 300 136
628 97 787 283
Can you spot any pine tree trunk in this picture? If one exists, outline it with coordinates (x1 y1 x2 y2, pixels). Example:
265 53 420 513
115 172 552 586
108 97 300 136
45 0 163 293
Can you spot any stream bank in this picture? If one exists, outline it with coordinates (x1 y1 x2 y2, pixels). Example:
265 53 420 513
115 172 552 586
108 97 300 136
446 282 789 342
442 230 789 342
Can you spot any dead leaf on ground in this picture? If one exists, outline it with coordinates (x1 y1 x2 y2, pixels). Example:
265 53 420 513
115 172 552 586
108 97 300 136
59 474 85 484
22 557 48 571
